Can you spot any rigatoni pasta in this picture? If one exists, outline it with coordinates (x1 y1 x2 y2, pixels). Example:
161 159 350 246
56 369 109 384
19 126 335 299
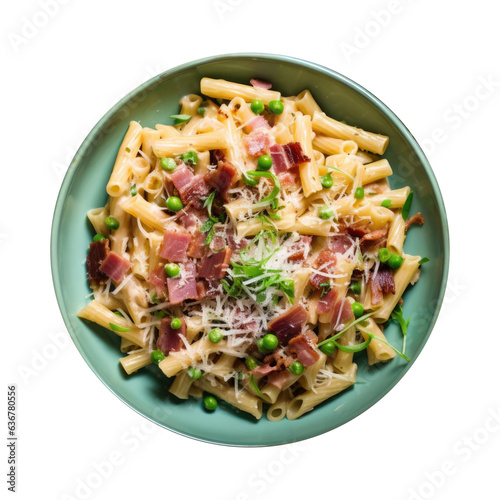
78 77 426 421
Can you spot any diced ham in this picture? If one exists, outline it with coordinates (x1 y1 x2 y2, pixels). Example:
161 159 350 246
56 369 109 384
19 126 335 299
170 163 194 192
210 149 226 165
332 298 354 331
179 212 198 232
287 235 312 263
211 235 226 251
251 363 277 376
99 251 131 283
270 142 310 174
370 266 396 305
187 230 206 259
405 212 425 231
196 280 207 300
309 250 337 289
178 176 210 209
198 247 232 280
149 265 166 296
156 316 186 354
243 132 270 157
346 225 370 238
330 234 355 255
360 227 388 253
277 169 299 188
288 333 320 367
283 142 310 166
360 227 388 245
159 229 191 262
167 261 199 304
267 369 294 389
87 239 110 286
316 288 338 315
207 160 238 201
268 305 307 346
250 78 272 90
227 231 248 252
245 116 271 132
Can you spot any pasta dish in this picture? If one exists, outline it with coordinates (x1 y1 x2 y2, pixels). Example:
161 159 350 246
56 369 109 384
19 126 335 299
78 77 425 420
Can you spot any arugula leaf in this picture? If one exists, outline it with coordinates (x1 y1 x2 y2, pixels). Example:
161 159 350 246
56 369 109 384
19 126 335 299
320 282 331 297
109 323 130 332
390 304 411 355
419 257 430 264
402 191 414 221
169 114 192 125
249 374 263 396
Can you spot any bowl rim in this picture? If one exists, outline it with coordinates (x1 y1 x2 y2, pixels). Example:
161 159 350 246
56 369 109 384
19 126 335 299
51 52 450 447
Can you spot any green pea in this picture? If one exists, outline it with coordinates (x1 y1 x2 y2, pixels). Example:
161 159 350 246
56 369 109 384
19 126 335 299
203 395 218 411
257 154 273 171
381 199 392 208
209 327 223 343
243 174 258 187
256 338 269 353
93 234 106 242
320 340 336 355
318 206 334 220
181 151 198 166
197 107 206 116
161 157 177 172
354 187 365 199
320 173 333 189
105 216 120 230
150 350 165 365
352 301 364 318
350 280 362 295
268 100 284 115
289 361 304 375
250 99 264 114
245 356 259 371
151 292 159 303
256 292 266 303
187 366 202 380
166 196 183 212
170 317 182 329
164 263 180 277
153 310 166 320
388 254 404 269
378 247 391 263
113 310 123 317
130 184 138 196
262 334 278 350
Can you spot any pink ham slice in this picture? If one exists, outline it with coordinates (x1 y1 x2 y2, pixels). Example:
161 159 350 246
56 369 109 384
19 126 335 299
250 78 272 89
99 251 131 283
316 288 339 315
207 160 238 201
243 132 270 157
87 239 110 286
330 234 355 255
267 304 307 346
370 267 396 305
156 316 186 354
332 299 354 330
170 163 194 192
267 369 294 389
187 230 206 259
251 363 277 376
198 247 232 280
159 229 191 262
270 143 311 174
360 227 389 253
170 163 209 208
287 235 312 263
149 265 166 296
167 261 199 304
288 332 320 367
309 250 337 289
245 116 271 132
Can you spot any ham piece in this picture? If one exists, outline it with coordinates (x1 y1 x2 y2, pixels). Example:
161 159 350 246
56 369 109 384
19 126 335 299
207 160 238 201
198 247 232 280
288 332 320 367
370 267 396 305
309 249 337 289
250 78 272 89
159 229 191 262
268 304 308 346
149 265 166 296
170 163 209 208
87 239 110 286
243 132 270 157
270 143 311 173
156 316 186 354
167 261 199 304
99 251 131 283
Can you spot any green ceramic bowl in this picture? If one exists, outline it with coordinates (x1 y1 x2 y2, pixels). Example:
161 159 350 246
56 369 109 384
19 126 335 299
51 53 449 446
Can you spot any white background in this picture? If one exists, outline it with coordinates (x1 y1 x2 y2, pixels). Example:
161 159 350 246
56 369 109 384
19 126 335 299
3 1 500 499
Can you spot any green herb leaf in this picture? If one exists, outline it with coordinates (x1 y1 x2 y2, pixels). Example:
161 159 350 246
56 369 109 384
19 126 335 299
320 282 331 297
402 191 414 221
390 304 411 354
332 337 372 353
419 257 430 264
109 323 130 332
245 170 281 208
316 312 375 348
170 114 192 125
249 374 263 396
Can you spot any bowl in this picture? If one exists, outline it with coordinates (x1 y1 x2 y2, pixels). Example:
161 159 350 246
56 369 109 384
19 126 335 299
51 53 449 446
